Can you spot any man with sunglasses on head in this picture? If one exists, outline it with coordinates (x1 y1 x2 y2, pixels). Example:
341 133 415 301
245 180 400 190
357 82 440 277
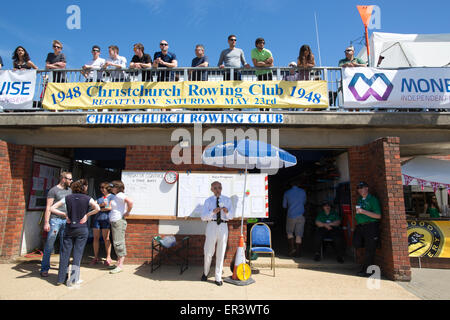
153 40 177 82
251 37 274 81
338 46 367 68
201 181 234 286
81 45 106 81
40 172 73 278
45 40 67 83
130 43 153 82
218 34 250 81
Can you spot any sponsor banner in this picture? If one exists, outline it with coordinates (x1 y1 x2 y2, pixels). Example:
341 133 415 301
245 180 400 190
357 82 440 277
343 67 450 108
0 70 36 109
86 113 284 125
407 220 450 258
43 80 328 110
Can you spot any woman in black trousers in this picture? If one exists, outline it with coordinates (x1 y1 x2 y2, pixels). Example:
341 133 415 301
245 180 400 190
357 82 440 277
51 179 100 286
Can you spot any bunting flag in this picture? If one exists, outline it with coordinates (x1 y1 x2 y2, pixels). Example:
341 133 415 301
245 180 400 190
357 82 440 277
403 174 414 186
430 181 441 192
416 178 427 191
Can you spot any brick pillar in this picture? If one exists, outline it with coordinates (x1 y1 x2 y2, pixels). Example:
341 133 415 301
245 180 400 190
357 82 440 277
124 145 244 266
0 141 33 261
349 137 411 281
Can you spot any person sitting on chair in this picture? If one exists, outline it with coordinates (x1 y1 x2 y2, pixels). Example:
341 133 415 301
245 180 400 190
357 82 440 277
313 201 345 263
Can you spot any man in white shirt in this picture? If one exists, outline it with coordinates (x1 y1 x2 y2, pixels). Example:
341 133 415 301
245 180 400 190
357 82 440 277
81 45 106 81
201 181 234 286
103 45 127 82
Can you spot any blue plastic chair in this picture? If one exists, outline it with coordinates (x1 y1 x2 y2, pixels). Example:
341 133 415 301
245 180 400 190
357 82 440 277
249 223 275 277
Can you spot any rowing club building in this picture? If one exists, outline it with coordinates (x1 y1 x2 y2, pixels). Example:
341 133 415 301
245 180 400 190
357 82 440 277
0 64 449 282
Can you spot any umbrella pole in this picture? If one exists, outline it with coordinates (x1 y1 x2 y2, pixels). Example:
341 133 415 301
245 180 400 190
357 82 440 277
241 165 248 236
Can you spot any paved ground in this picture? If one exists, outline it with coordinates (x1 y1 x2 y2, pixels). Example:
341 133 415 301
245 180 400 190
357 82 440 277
0 255 423 300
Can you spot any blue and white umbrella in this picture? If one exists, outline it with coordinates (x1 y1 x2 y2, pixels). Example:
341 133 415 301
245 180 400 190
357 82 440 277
202 139 297 234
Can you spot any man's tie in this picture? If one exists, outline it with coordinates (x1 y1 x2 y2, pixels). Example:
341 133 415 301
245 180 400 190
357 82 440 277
216 196 222 225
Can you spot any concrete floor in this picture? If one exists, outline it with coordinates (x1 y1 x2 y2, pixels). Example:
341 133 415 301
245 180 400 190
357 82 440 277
0 255 422 300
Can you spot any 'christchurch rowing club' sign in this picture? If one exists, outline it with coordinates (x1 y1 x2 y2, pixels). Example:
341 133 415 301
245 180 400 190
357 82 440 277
86 113 284 125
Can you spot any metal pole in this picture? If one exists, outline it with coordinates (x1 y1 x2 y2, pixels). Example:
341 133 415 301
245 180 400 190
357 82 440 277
241 164 248 236
365 25 370 66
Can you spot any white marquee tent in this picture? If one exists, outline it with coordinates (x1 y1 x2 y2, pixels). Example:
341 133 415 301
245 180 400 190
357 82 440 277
357 32 450 68
402 157 450 187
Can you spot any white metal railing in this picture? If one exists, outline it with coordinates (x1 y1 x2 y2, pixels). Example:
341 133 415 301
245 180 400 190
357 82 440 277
5 66 447 112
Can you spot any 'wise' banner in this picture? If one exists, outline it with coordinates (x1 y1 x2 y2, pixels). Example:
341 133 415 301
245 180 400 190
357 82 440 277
342 67 450 108
42 80 329 110
0 70 36 110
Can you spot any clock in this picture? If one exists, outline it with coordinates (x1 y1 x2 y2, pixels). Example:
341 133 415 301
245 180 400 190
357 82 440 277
164 171 178 184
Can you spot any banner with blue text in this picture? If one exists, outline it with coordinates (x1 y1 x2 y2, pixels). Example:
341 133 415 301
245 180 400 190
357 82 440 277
42 80 328 110
0 70 36 110
343 67 450 108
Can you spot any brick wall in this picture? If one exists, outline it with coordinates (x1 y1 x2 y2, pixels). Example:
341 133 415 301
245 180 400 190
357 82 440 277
349 137 411 281
124 145 245 267
0 141 33 261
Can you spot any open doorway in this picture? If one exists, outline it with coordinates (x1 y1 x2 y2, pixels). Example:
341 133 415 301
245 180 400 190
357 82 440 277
262 149 352 262
23 147 126 263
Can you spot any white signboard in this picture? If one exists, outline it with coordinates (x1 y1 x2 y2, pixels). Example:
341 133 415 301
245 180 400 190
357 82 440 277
342 67 450 108
0 70 36 109
177 172 268 219
121 171 177 217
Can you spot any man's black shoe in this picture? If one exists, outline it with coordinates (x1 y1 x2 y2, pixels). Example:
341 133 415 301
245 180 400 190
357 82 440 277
215 280 223 286
337 256 344 264
201 274 207 281
314 253 321 262
40 271 49 278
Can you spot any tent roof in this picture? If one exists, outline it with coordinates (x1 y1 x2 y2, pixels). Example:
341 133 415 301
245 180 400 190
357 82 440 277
357 32 450 67
402 157 450 185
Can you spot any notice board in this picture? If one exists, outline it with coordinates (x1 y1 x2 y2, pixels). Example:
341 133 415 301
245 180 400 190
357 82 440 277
28 162 61 211
121 171 178 218
177 172 268 219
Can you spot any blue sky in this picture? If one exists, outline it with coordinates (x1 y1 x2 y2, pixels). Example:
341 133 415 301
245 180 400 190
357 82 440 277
1 0 449 70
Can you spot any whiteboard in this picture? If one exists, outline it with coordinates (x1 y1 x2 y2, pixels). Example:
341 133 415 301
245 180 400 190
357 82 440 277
121 171 177 217
177 173 268 219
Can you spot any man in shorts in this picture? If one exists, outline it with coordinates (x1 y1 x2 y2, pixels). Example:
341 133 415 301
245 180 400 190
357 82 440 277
282 182 307 257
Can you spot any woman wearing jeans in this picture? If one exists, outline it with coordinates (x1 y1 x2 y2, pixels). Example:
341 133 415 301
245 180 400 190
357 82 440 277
109 180 133 274
51 179 100 286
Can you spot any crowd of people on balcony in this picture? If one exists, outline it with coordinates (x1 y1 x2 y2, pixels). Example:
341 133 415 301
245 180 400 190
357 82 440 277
0 36 368 82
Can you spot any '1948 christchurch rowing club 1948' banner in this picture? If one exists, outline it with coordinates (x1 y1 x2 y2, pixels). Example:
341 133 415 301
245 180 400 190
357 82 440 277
343 67 450 108
42 80 328 110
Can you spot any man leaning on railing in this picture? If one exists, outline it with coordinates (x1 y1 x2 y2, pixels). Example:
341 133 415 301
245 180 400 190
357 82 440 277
81 45 105 82
45 40 67 83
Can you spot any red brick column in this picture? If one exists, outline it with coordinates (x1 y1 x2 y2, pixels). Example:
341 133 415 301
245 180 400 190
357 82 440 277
0 141 33 261
349 137 411 281
124 145 245 266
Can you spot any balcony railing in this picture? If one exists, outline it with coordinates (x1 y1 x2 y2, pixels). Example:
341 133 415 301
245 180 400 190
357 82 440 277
2 67 447 112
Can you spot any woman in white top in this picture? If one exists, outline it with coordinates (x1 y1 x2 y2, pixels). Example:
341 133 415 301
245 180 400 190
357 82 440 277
109 180 133 274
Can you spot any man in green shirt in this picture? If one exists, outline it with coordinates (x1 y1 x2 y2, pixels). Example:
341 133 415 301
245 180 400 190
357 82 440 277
313 201 345 263
338 46 367 68
251 37 274 81
353 181 381 277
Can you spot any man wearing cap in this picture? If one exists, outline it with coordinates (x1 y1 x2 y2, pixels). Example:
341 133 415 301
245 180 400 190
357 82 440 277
201 181 234 286
283 62 299 81
282 181 307 257
81 45 106 81
353 181 381 277
338 46 367 68
313 201 345 263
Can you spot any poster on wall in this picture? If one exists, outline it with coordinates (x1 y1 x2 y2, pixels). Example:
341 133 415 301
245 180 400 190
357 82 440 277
28 163 61 211
407 220 450 258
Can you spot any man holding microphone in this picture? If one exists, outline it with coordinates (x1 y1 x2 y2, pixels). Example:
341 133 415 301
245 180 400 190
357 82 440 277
201 181 234 286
